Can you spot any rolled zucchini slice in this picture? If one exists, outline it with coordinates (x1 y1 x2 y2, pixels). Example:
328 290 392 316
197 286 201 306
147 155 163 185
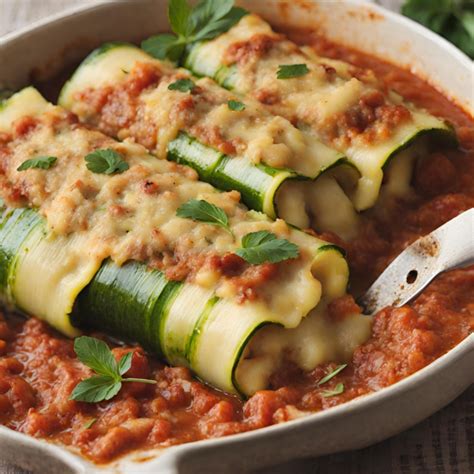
59 43 361 239
167 131 296 218
182 14 455 211
0 207 102 336
0 90 103 336
0 87 370 396
0 204 365 396
73 235 363 396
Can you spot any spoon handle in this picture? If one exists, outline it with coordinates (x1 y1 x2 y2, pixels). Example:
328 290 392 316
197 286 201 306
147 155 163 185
358 208 474 315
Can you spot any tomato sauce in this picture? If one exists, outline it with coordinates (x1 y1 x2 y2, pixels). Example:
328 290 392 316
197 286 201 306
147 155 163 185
1 34 473 463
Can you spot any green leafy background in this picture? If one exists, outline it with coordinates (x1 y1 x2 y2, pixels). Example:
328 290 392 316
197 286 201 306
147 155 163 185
401 0 474 57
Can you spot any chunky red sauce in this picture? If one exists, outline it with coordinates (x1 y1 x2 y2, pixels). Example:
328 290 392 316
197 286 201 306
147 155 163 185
1 35 473 463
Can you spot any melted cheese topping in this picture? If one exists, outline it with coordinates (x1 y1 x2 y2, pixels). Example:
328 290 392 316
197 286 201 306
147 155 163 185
59 45 360 239
62 46 341 180
0 88 340 309
187 14 450 210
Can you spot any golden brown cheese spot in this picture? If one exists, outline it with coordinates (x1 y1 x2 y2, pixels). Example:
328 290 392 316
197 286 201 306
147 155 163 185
0 113 233 281
320 91 412 148
208 253 279 302
223 33 281 65
189 124 238 155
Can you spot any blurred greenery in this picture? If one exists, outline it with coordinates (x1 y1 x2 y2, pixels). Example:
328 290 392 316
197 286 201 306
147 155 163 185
402 0 474 58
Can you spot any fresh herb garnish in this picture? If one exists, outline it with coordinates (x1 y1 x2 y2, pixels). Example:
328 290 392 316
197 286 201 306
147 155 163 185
277 64 310 79
83 418 97 429
17 156 57 171
235 231 299 265
227 99 246 111
70 336 156 403
141 0 247 62
168 78 196 92
402 0 474 58
176 199 233 235
321 382 344 398
85 149 129 175
317 363 347 386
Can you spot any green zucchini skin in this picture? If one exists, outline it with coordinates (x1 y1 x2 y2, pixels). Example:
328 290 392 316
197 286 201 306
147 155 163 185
167 132 296 217
60 42 299 217
73 260 177 356
0 208 42 298
0 207 198 369
167 131 223 181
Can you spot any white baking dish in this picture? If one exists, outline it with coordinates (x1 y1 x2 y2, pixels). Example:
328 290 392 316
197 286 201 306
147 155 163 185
0 1 472 473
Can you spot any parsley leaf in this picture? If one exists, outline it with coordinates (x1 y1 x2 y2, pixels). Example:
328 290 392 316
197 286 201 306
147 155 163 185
85 149 129 175
141 34 186 62
191 0 234 33
118 351 133 376
169 0 193 36
235 231 299 265
402 0 474 58
176 199 233 235
168 78 196 92
228 99 246 111
193 5 247 41
317 363 347 386
70 336 156 403
277 64 310 79
321 382 345 398
73 336 118 379
71 375 122 403
141 0 247 62
17 156 57 171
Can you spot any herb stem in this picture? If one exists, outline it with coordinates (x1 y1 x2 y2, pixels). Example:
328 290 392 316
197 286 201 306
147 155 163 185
122 378 157 384
225 227 236 239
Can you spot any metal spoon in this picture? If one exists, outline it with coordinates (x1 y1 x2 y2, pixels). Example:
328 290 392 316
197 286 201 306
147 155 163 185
358 208 474 315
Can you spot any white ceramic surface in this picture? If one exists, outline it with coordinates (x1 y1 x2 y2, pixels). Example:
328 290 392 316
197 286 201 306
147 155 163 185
0 1 472 473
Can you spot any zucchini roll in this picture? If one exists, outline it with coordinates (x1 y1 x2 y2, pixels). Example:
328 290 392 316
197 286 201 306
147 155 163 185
59 43 361 240
182 14 455 211
0 88 371 396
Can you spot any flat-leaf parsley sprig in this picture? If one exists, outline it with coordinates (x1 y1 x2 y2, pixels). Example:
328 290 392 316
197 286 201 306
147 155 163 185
276 64 310 79
17 156 57 171
168 78 196 92
70 336 156 403
236 230 299 265
176 199 234 236
141 0 247 62
85 149 129 175
227 99 246 111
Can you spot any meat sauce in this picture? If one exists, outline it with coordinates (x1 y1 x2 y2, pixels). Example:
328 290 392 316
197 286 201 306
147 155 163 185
1 34 473 463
